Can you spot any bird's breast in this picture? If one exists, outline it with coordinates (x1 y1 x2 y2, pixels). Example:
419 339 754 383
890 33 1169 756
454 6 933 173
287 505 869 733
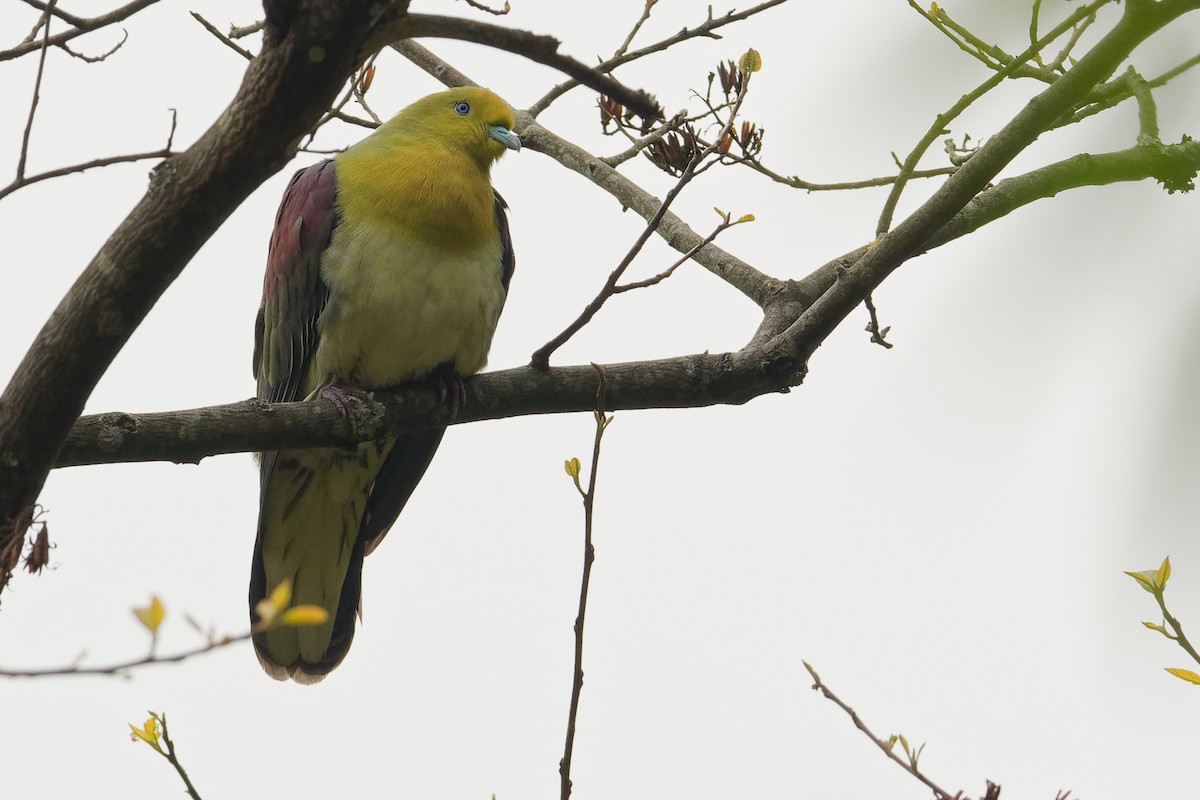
310 219 506 392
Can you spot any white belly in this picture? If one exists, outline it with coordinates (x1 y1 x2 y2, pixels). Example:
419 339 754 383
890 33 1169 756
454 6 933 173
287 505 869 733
309 221 506 392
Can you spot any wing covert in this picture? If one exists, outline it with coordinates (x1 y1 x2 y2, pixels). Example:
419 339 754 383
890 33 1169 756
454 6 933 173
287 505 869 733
253 160 339 403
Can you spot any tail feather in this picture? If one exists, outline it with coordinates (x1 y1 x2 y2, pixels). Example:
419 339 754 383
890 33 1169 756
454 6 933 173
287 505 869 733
249 430 446 682
250 526 366 683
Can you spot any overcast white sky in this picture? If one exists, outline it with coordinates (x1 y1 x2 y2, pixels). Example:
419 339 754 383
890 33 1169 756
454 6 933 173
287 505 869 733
3 1 1200 798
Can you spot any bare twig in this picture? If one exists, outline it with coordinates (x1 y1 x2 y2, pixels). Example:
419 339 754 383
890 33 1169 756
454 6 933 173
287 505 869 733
531 76 755 367
16 0 55 181
1030 0 1043 52
57 28 128 62
599 110 686 167
559 365 612 800
190 12 254 60
1048 49 1200 130
228 19 263 39
863 293 892 349
0 632 251 678
350 53 383 125
0 110 177 202
1047 15 1096 72
529 158 703 367
19 0 85 27
460 0 510 15
613 0 656 59
613 211 747 293
734 153 957 191
159 715 203 800
528 0 789 116
879 0 1116 237
2 0 161 62
803 661 955 800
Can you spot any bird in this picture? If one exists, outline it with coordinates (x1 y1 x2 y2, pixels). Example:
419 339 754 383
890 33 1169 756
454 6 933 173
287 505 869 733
248 87 519 683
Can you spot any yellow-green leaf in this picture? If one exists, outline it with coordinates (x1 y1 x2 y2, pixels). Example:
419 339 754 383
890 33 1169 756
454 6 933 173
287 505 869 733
1165 667 1200 685
739 48 762 74
1125 569 1159 594
279 605 330 627
133 596 165 634
128 717 163 752
735 213 755 224
564 458 581 479
256 579 294 625
1156 556 1172 588
1142 621 1168 634
268 579 293 611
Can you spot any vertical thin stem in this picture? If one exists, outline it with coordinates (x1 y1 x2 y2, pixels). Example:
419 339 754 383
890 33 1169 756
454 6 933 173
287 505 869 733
17 0 56 180
560 366 610 800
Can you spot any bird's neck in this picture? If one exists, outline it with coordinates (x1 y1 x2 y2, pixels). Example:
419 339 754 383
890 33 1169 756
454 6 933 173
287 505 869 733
337 138 496 250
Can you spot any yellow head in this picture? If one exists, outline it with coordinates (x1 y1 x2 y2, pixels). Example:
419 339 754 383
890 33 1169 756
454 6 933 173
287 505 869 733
384 87 520 168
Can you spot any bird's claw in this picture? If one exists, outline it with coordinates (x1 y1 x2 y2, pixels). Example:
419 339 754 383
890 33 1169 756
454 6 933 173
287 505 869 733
430 364 467 419
320 385 372 434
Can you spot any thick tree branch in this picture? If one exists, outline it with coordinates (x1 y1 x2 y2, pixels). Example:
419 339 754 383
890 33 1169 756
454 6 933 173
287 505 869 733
53 135 1200 468
375 14 659 119
774 1 1200 371
879 0 1116 237
56 355 782 467
52 72 1200 471
0 0 412 590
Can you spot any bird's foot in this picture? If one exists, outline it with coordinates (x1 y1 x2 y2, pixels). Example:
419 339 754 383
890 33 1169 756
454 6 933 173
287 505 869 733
429 363 467 420
320 385 372 434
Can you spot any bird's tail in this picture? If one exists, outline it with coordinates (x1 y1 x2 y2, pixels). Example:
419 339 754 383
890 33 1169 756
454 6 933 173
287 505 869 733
249 445 384 683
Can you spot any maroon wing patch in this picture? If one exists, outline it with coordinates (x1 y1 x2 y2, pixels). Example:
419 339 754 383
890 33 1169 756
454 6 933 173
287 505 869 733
253 160 339 404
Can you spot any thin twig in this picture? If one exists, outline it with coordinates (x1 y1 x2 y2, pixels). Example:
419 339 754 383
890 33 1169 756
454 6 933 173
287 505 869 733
19 0 84 27
0 109 177 202
613 0 655 59
190 12 254 60
159 715 203 800
1047 15 1095 72
1052 49 1200 132
351 52 383 125
0 632 251 677
599 110 686 166
1030 0 1043 52
16 0 55 181
614 212 743 293
734 154 957 191
530 160 701 367
57 28 128 62
803 661 955 800
863 293 893 349
460 0 510 15
559 365 612 800
528 0 789 116
228 19 263 39
1155 589 1200 665
2 0 160 62
879 0 1115 236
531 78 754 368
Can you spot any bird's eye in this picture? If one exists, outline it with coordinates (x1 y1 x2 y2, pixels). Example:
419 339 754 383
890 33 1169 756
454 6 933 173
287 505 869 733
454 101 471 116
